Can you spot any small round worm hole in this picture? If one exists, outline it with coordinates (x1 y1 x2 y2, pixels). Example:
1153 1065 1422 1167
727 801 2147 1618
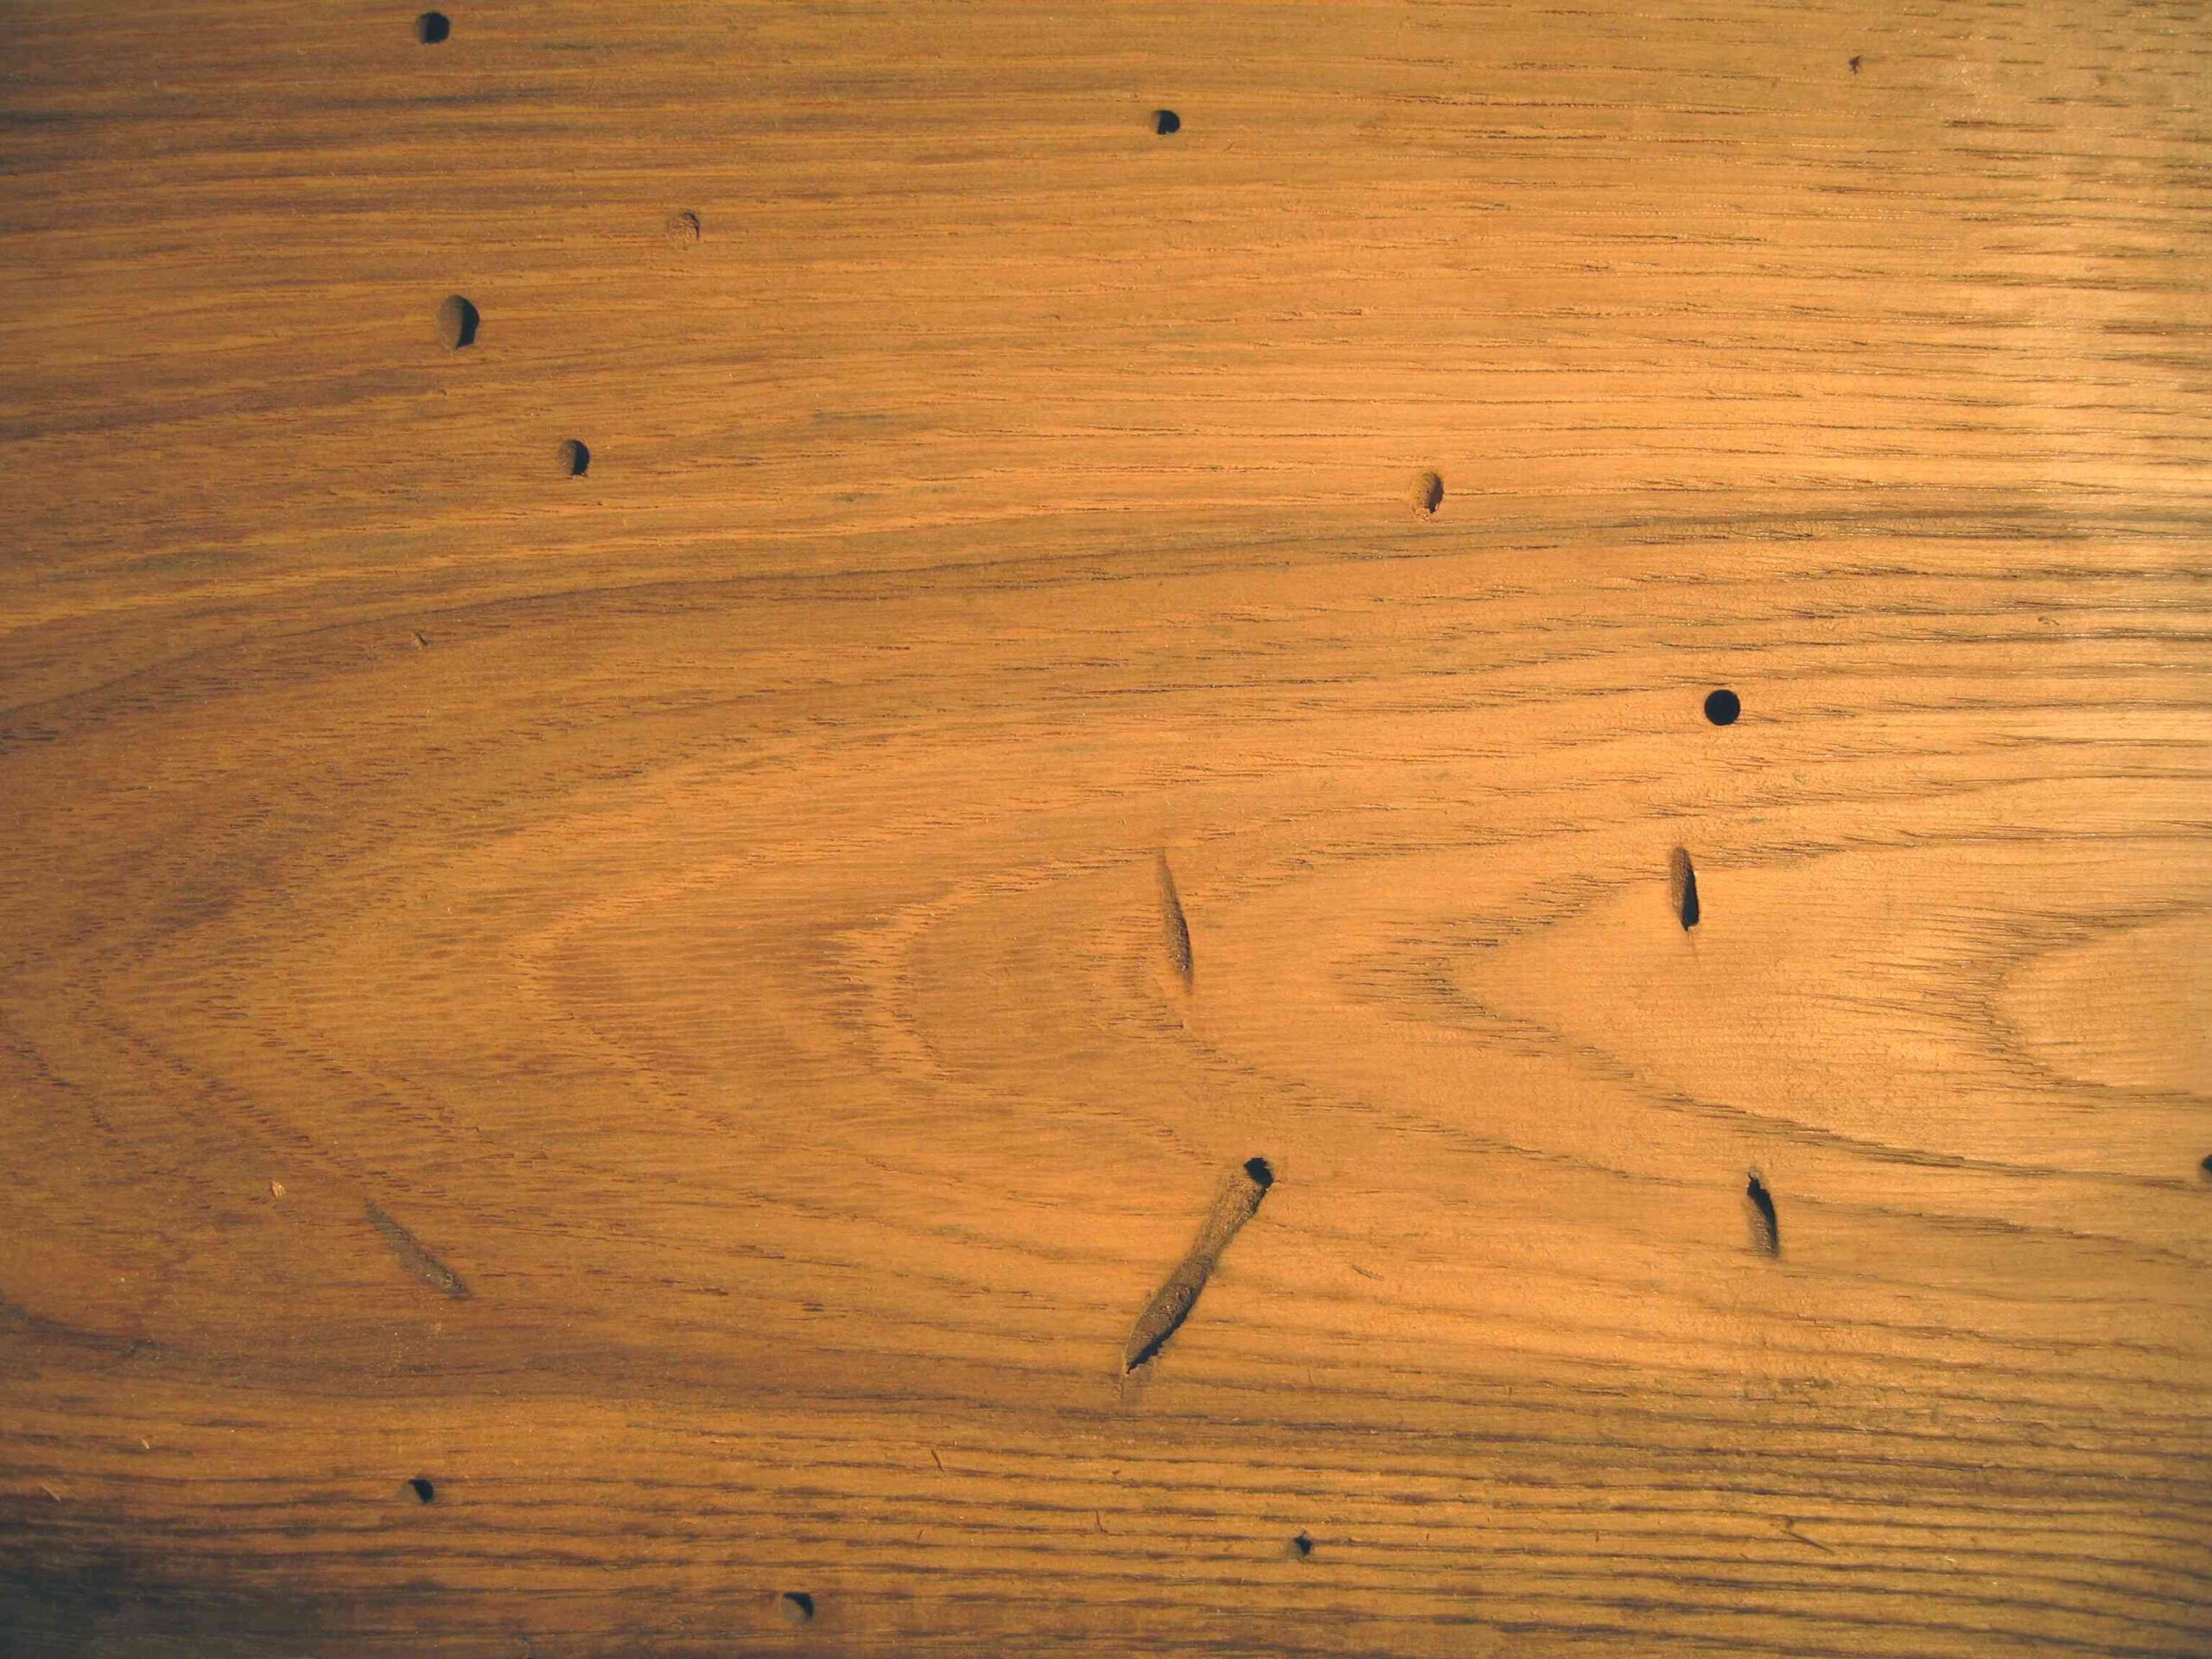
1290 1531 1314 1560
1153 109 1181 136
779 1592 815 1626
1704 688 1741 726
668 210 702 245
415 12 450 45
408 1477 435 1503
559 439 590 478
1413 470 1444 515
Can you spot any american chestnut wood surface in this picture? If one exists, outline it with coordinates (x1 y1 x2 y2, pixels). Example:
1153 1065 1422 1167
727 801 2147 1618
3 2 2209 1655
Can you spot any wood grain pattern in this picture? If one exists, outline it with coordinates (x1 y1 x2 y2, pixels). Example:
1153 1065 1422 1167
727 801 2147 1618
3 2 2209 1654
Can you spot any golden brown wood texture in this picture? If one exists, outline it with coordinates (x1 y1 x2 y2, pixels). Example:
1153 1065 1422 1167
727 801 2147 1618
3 2 2209 1654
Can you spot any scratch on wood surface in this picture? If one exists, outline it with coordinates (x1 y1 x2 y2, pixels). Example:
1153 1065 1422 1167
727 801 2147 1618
1780 1517 1834 1554
1124 1156 1273 1372
364 1199 471 1299
1156 852 1193 988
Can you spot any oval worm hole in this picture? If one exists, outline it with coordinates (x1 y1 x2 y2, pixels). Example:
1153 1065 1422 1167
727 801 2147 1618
435 295 479 350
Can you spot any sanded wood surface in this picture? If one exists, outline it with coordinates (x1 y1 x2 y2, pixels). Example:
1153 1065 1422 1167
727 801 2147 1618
3 3 2210 1655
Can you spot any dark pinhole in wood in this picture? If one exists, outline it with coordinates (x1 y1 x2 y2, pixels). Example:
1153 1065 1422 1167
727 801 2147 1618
1848 54 1862 73
1705 688 1740 725
1745 1173 1780 1256
779 1592 815 1625
1669 847 1700 931
1291 1531 1314 1559
559 439 590 478
2200 1153 2212 1179
1153 109 1181 136
408 1477 435 1503
436 295 479 350
1414 470 1445 514
415 12 450 44
1243 1156 1274 1189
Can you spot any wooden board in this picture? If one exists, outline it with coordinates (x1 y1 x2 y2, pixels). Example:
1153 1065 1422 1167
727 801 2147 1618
3 3 2209 1654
